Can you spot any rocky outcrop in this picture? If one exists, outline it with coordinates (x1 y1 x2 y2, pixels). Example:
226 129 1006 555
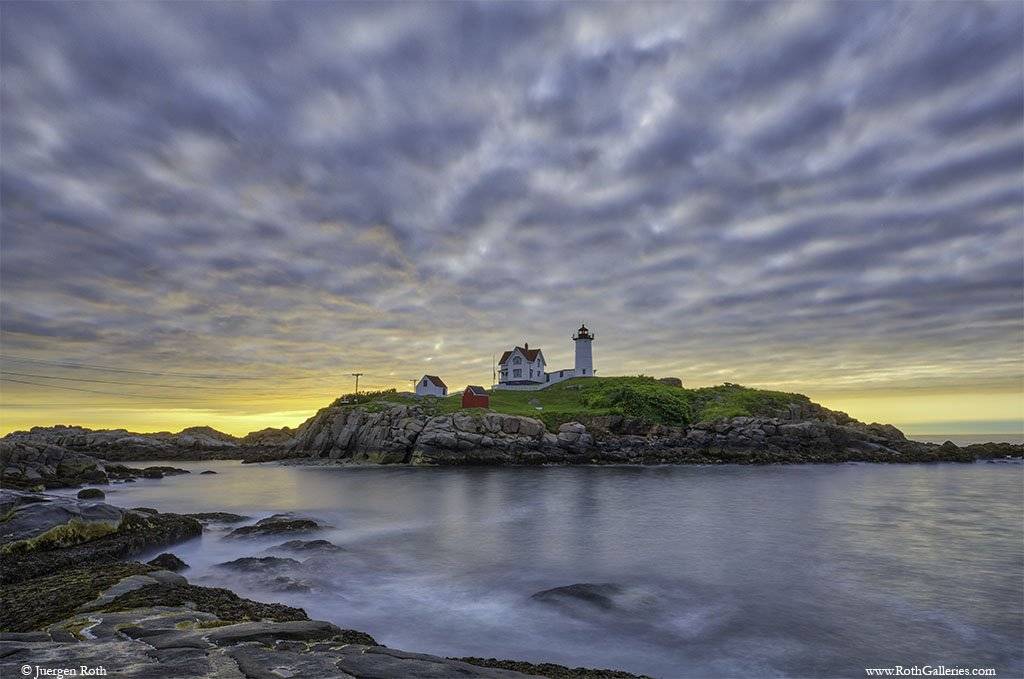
0 425 299 463
173 426 239 445
0 440 106 490
290 406 595 464
2 425 237 458
0 490 202 585
289 405 427 463
289 403 1022 466
588 415 1017 464
413 415 594 465
241 426 297 447
1 443 198 491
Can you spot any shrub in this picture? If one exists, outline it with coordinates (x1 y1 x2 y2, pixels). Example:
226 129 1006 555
580 379 693 426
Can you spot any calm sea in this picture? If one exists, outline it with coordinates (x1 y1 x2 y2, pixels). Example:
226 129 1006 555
61 460 1024 678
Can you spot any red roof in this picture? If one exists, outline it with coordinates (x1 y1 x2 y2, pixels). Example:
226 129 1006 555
498 346 543 365
422 375 446 388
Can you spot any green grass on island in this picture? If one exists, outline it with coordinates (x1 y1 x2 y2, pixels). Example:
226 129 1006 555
330 377 810 431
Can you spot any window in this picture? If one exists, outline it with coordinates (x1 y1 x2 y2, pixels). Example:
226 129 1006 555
422 380 428 386
513 356 522 365
513 369 522 378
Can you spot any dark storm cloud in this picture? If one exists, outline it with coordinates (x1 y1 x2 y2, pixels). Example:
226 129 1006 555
0 0 1021 405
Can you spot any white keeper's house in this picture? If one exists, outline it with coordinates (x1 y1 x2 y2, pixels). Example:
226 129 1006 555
415 374 448 397
494 324 595 391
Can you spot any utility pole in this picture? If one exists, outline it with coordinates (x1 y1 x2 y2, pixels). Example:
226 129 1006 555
350 373 363 395
492 354 496 386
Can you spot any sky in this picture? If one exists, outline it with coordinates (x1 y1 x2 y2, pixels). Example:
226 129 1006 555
1 1 1022 437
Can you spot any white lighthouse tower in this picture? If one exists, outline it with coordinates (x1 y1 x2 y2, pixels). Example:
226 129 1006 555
573 323 595 376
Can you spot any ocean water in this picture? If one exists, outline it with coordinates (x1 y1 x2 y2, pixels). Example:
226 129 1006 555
59 461 1024 678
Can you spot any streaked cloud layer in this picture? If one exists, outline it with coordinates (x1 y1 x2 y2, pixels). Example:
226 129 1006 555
1 1 1022 435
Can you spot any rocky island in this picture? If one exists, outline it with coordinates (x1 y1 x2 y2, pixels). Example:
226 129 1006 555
5 379 1017 490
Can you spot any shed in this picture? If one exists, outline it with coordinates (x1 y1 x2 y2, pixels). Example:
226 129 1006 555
462 385 490 409
416 375 447 397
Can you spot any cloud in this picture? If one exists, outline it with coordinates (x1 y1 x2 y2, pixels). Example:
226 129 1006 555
0 0 1021 430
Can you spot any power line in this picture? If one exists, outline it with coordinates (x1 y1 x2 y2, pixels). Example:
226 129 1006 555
0 403 286 408
0 355 414 387
1 377 194 400
0 371 261 390
0 371 366 398
0 355 342 382
0 388 343 406
0 373 388 397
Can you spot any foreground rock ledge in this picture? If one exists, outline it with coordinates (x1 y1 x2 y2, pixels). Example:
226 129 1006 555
0 491 648 679
1 572 649 679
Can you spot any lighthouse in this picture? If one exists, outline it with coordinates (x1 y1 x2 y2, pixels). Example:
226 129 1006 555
573 323 595 376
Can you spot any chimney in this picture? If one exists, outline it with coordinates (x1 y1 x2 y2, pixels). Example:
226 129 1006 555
524 342 528 350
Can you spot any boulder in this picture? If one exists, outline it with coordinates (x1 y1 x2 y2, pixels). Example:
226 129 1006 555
215 556 302 572
105 464 191 482
531 583 624 610
147 553 189 571
76 488 105 500
531 582 660 620
186 512 250 524
214 557 312 592
272 539 344 554
226 515 323 539
0 490 124 545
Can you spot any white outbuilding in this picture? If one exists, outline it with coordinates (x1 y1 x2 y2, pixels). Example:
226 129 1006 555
415 375 448 397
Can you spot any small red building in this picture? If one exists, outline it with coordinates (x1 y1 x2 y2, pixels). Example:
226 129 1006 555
462 385 490 409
